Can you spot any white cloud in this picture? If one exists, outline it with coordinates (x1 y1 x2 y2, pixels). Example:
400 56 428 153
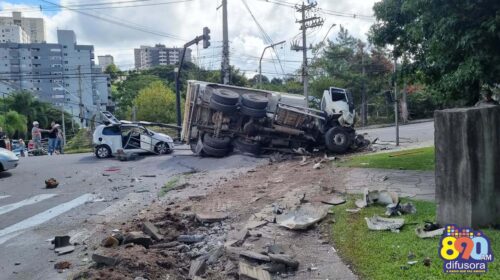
1 0 379 78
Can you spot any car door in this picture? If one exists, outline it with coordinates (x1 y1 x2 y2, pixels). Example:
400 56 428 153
138 127 153 152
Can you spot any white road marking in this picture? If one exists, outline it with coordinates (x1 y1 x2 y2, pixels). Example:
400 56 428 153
0 195 10 200
0 194 57 216
0 194 94 245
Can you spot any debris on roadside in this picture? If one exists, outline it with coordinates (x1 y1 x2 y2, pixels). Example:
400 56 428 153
54 261 71 270
356 188 399 209
423 257 432 267
52 235 75 255
45 178 59 188
321 194 346 206
92 252 120 266
385 202 417 216
407 261 418 265
415 222 445 239
365 216 404 232
313 162 323 169
276 204 329 230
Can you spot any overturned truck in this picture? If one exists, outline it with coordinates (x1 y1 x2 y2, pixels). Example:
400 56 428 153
181 81 367 157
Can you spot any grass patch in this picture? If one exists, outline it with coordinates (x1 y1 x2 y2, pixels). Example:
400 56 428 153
338 147 435 170
158 176 181 197
331 197 500 279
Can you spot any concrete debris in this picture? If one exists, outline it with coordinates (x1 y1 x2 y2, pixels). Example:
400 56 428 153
188 257 207 278
357 188 399 209
385 202 417 216
195 212 228 223
240 250 271 262
321 195 346 206
415 227 445 238
276 204 329 230
177 234 205 243
101 236 119 248
244 219 268 230
365 216 405 231
45 178 59 188
239 261 272 280
313 162 322 169
92 253 119 266
54 261 71 270
272 202 284 214
150 241 179 249
53 236 71 248
142 222 164 241
268 254 299 270
299 156 309 166
206 246 224 264
407 261 418 265
54 245 75 255
123 231 153 248
355 199 367 208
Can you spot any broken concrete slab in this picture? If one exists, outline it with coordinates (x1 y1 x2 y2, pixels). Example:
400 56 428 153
195 212 228 223
54 245 75 255
53 236 71 248
123 231 153 248
142 222 164 241
150 241 179 249
188 257 207 278
365 216 404 231
101 236 119 248
245 220 268 230
240 250 271 262
206 246 224 264
321 195 346 206
355 199 367 208
92 253 119 266
415 227 445 238
268 254 299 270
386 202 417 216
276 204 329 230
239 262 272 280
177 234 205 243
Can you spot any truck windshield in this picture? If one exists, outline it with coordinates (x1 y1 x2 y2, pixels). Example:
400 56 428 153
330 88 347 102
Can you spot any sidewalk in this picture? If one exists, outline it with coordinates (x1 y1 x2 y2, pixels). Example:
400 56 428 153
340 167 436 202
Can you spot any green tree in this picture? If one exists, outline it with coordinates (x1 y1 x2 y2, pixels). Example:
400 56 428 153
104 63 122 83
370 0 500 104
133 81 176 123
114 74 162 119
0 111 27 138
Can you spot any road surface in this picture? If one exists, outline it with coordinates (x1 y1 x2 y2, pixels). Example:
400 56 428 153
0 148 263 280
358 121 434 147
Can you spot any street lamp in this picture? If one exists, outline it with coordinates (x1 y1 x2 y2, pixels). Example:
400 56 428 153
259 40 286 89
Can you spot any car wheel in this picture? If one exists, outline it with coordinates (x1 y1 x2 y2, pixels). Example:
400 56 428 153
325 127 352 153
240 105 267 118
209 98 238 114
202 144 230 157
211 89 240 105
241 93 268 109
234 137 262 155
155 142 171 155
95 145 111 158
203 133 231 149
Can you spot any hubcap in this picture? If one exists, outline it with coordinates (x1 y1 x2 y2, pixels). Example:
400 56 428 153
333 134 346 145
158 143 167 154
98 147 108 157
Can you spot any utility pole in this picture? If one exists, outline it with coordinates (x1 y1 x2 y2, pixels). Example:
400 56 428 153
77 65 84 128
221 0 230 84
293 2 324 107
259 40 286 89
60 80 66 147
359 41 367 126
394 56 399 146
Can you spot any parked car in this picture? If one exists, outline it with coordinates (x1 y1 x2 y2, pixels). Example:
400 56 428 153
93 123 174 159
0 148 19 172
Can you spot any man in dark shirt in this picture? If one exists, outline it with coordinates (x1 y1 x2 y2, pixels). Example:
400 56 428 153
48 121 59 155
0 127 5 149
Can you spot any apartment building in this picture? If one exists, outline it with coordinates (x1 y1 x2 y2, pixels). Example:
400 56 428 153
0 12 45 43
134 44 191 70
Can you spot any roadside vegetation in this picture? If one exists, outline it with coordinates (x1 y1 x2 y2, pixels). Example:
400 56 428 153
331 197 500 280
158 176 181 197
339 147 435 171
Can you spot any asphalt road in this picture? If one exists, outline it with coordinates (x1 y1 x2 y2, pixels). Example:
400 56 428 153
0 148 264 280
358 121 434 147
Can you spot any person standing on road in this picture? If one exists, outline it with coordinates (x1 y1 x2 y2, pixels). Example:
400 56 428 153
47 121 59 155
31 121 43 150
18 139 26 157
0 127 6 149
55 124 64 154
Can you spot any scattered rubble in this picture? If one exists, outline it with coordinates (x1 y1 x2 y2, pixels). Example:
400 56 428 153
92 252 120 266
385 202 417 216
195 212 228 223
239 261 272 280
415 226 445 238
45 178 59 188
276 204 329 230
365 216 405 232
123 231 153 248
54 261 71 270
52 235 75 255
142 222 164 241
321 195 346 206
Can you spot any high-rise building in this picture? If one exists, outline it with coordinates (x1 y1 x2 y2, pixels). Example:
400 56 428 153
98 55 114 71
134 44 191 70
0 12 45 43
0 25 30 43
0 30 109 127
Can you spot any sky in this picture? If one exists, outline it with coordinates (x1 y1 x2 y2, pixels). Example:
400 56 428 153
0 0 379 78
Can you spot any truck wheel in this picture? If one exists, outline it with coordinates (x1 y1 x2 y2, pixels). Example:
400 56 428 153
202 144 230 157
234 137 261 155
241 94 268 109
240 105 267 118
211 89 240 105
209 98 238 114
203 133 231 149
325 127 351 153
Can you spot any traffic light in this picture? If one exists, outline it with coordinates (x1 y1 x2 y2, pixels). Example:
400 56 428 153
203 27 211 49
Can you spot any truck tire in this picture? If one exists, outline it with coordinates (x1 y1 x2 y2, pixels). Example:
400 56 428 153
203 133 231 149
325 127 351 153
211 89 240 105
209 98 238 114
241 94 268 109
240 105 267 118
202 144 230 157
234 137 261 155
